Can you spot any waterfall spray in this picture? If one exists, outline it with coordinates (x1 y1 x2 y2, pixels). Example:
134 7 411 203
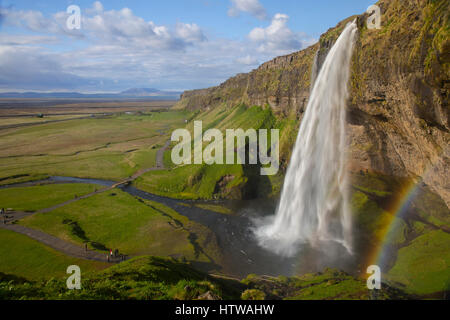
254 21 358 257
310 51 319 92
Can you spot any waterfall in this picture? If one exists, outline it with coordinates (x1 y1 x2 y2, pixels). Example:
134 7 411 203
254 21 358 257
310 50 319 92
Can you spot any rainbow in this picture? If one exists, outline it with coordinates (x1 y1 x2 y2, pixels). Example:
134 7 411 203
365 178 419 269
365 147 448 271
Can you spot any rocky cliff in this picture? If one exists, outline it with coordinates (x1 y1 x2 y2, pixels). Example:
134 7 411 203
174 0 449 207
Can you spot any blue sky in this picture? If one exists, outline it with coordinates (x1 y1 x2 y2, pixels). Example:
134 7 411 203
0 0 376 92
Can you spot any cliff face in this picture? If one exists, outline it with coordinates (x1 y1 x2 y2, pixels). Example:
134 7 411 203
347 0 449 207
176 43 319 117
174 0 449 207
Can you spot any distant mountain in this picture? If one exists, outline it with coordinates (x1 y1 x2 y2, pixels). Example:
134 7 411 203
0 88 181 100
120 88 161 96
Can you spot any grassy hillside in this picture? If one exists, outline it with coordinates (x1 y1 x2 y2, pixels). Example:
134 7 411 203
0 256 242 300
135 104 293 200
387 230 450 295
350 171 450 296
0 256 407 300
241 268 408 300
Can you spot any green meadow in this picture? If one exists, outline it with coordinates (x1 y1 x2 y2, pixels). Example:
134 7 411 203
387 230 450 295
0 115 87 127
135 104 286 200
0 183 98 212
0 111 192 183
19 188 221 265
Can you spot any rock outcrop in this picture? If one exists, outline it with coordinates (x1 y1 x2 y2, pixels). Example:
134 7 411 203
174 0 449 207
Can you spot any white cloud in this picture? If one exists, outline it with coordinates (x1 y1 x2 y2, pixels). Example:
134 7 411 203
0 46 87 90
89 1 104 14
175 23 206 44
0 7 63 34
82 8 178 49
249 13 305 55
228 0 267 20
0 4 206 50
81 7 206 49
0 7 84 38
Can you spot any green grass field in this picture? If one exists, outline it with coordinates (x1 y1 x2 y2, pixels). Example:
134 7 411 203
0 228 108 281
0 111 192 183
387 230 450 295
0 183 98 212
19 189 221 265
192 203 233 215
135 164 246 199
0 115 87 127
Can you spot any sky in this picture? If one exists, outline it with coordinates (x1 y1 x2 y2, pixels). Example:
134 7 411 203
0 0 376 93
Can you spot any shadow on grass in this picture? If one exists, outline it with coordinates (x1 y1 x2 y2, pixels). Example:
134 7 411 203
136 198 220 267
62 218 108 252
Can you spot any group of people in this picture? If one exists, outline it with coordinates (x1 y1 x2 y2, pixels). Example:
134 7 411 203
85 243 125 262
107 249 124 262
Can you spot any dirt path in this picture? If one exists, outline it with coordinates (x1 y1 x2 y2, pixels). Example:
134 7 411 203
112 139 170 187
37 186 113 214
0 222 109 262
